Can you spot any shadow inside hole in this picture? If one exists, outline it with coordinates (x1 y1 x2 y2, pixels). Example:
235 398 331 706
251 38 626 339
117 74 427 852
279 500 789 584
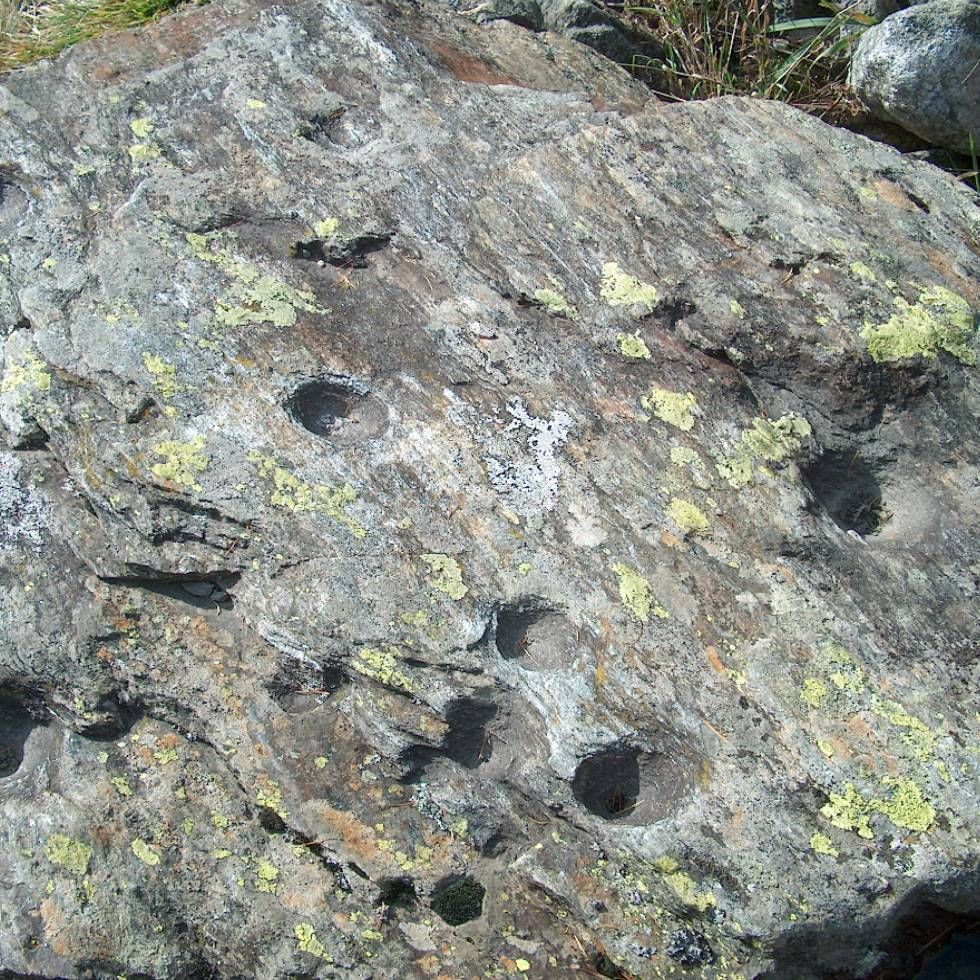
267 662 348 715
376 876 417 910
0 690 42 778
572 740 695 825
443 697 498 769
495 603 579 670
803 449 885 536
286 378 388 444
102 574 238 611
431 874 485 926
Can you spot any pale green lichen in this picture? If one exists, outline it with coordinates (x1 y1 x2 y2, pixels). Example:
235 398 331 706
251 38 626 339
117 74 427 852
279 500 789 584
45 834 92 876
611 562 668 623
729 299 747 320
817 739 835 758
861 285 976 365
248 452 366 538
800 677 829 708
129 118 154 138
255 776 288 819
534 287 577 319
849 261 877 283
600 262 658 311
717 414 811 488
2 352 52 395
653 856 716 911
666 498 710 535
128 143 161 163
352 647 414 693
246 98 267 110
821 778 935 839
142 353 181 399
809 832 838 857
616 331 651 359
313 217 339 237
111 776 133 797
131 838 161 866
215 276 324 328
254 858 279 893
295 922 331 959
420 553 468 600
870 697 939 764
670 446 701 467
641 387 697 431
151 436 208 491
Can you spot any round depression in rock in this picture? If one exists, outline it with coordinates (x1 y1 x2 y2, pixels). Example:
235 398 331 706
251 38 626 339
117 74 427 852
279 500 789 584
286 378 388 444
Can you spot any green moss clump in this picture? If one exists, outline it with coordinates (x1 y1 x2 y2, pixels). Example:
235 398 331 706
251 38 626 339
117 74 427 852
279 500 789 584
861 285 976 365
44 833 92 876
431 876 485 926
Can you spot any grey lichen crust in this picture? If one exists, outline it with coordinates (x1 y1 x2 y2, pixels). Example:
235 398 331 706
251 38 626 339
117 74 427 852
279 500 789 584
0 1 978 978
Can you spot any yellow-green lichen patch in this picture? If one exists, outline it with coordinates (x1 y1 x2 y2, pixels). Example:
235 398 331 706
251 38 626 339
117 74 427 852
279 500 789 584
670 446 701 467
821 778 935 839
142 353 181 400
353 647 415 693
716 413 811 488
151 435 208 491
295 922 331 959
729 299 747 320
255 775 288 819
131 838 161 866
129 118 154 139
246 98 267 110
870 697 940 764
600 262 658 312
111 776 133 797
809 832 838 857
641 387 697 431
215 276 325 328
2 352 52 395
533 287 577 319
254 858 279 893
248 452 367 538
420 553 468 600
849 261 877 283
616 331 651 359
653 856 716 912
313 217 339 238
860 285 976 365
611 562 668 623
44 834 92 876
666 498 711 535
128 143 161 163
800 677 829 709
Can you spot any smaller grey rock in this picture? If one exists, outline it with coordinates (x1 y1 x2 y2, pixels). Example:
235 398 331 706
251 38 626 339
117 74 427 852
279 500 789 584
849 0 980 154
469 0 544 31
540 0 662 70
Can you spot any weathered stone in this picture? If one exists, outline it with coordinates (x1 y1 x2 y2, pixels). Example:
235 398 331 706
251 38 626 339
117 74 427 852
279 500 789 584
850 0 980 154
0 0 977 978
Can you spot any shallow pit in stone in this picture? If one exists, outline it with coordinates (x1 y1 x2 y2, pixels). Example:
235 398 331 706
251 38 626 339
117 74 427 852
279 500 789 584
0 690 40 779
431 875 485 926
268 661 348 715
495 602 580 670
803 449 886 536
286 378 388 444
443 697 498 769
572 740 695 825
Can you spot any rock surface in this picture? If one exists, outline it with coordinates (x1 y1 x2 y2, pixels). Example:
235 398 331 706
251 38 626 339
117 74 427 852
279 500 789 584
0 0 978 978
850 0 980 155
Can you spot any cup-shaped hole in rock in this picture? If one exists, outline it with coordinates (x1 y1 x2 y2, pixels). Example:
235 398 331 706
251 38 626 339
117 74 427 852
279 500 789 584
0 691 39 778
495 603 580 670
443 697 498 769
268 662 348 715
572 740 695 825
286 378 388 443
803 449 885 536
431 875 485 926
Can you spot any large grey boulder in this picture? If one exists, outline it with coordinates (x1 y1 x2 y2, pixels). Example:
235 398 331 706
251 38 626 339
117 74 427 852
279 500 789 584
0 0 978 978
850 0 980 154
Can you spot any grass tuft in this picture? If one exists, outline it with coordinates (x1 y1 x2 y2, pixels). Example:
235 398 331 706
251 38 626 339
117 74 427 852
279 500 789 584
0 0 188 71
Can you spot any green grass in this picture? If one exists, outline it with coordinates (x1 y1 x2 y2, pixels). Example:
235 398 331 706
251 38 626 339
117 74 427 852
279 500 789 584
620 0 874 120
0 0 189 71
